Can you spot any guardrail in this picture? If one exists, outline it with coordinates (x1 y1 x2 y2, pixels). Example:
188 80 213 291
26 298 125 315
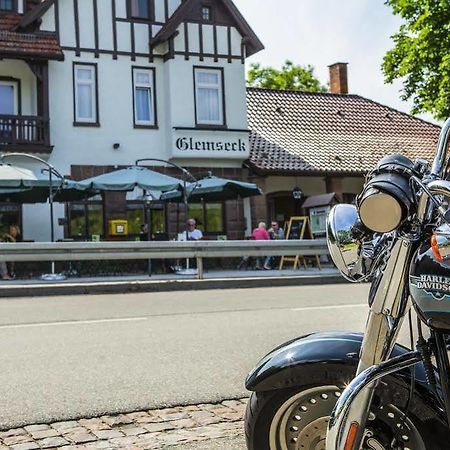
0 240 329 279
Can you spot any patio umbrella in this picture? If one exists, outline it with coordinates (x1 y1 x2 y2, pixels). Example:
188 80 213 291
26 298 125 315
160 175 262 202
77 166 184 195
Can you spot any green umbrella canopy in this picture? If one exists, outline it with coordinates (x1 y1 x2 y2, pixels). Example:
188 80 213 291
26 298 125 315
161 176 263 202
77 166 184 195
0 164 98 203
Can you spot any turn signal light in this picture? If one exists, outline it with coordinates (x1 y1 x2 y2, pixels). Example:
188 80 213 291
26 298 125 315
344 422 360 450
431 234 443 263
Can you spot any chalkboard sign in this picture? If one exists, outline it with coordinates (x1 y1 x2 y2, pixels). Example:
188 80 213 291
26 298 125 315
280 216 320 270
286 216 308 240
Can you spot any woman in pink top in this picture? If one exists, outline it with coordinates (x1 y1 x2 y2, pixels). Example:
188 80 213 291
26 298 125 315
252 222 269 240
252 222 269 269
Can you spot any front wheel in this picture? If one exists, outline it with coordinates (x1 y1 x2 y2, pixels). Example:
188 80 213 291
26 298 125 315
245 368 428 450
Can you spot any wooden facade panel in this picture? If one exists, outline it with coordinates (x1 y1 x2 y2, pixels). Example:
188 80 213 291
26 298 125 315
78 0 96 50
40 3 56 32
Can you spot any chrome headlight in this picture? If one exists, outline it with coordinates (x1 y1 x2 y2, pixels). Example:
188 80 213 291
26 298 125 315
357 154 416 233
326 204 365 281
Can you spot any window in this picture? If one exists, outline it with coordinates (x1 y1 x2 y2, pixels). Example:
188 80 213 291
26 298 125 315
68 200 104 239
126 203 166 237
0 0 15 11
194 68 225 126
73 64 98 125
129 0 151 18
202 6 211 21
132 68 156 127
189 202 224 234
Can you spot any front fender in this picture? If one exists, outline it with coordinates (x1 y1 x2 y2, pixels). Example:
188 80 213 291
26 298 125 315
245 331 428 392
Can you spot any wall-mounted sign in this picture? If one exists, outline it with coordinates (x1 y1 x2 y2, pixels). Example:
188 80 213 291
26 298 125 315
172 130 250 160
175 137 247 153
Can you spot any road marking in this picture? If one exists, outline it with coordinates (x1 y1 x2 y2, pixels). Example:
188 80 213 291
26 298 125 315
0 316 148 330
291 304 366 312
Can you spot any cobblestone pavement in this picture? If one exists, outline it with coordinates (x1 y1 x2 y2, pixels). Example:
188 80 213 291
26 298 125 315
0 399 248 450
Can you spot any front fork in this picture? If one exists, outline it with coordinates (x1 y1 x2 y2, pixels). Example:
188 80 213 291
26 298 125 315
326 238 414 450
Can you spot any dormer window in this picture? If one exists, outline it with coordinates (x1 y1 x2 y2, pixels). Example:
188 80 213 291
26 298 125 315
202 6 211 21
0 0 15 12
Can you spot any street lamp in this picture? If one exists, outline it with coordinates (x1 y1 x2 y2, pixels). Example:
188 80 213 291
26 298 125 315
0 152 66 281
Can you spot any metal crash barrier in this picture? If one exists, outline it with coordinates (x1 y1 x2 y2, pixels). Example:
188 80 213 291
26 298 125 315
0 240 328 280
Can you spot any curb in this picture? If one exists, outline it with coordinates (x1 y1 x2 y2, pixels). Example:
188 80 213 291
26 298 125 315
0 274 346 298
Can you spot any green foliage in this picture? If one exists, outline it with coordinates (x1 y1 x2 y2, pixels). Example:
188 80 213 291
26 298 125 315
383 0 450 120
247 60 327 92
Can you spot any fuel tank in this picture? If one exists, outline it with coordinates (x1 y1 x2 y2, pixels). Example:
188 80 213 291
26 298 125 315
410 224 450 332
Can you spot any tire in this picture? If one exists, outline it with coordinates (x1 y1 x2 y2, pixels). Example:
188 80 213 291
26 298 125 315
245 364 442 450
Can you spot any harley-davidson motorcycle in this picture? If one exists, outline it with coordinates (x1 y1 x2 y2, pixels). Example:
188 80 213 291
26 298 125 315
244 118 450 449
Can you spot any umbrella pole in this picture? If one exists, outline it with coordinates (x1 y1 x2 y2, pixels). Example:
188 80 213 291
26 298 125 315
49 168 55 275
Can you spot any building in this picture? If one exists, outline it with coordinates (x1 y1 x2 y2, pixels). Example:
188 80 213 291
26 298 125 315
0 0 263 241
0 1 442 243
246 63 441 236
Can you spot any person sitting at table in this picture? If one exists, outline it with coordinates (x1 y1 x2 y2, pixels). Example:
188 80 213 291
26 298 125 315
252 222 269 270
3 224 20 278
179 218 203 241
264 221 285 270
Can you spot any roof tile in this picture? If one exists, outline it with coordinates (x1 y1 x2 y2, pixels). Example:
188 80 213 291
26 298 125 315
247 88 441 174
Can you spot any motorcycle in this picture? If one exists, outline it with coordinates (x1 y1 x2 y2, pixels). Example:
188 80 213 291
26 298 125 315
244 118 450 449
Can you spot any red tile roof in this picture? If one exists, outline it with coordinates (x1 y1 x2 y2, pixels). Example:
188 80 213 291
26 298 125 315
0 14 22 31
247 88 441 174
0 30 63 60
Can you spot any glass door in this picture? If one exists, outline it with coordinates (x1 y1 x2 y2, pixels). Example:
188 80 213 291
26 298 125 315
0 81 18 141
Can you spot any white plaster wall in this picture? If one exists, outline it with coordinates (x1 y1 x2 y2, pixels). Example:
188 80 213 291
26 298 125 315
166 56 248 129
40 4 55 32
168 0 181 17
78 0 96 49
342 177 364 194
58 0 76 48
0 60 36 115
265 176 327 196
47 53 168 173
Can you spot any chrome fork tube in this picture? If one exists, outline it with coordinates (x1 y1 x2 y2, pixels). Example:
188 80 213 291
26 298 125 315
326 238 413 450
328 351 421 450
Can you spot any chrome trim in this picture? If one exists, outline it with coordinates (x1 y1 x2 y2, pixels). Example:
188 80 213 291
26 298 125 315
326 351 421 450
431 117 450 177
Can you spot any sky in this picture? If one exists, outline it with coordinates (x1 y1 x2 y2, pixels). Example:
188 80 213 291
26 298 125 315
233 0 438 124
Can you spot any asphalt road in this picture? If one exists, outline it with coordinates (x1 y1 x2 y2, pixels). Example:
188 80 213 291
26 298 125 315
0 284 373 429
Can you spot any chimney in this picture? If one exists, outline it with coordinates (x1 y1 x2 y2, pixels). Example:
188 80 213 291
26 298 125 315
329 63 348 94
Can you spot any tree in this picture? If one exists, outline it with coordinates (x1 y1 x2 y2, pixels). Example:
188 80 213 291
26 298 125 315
383 0 450 120
247 60 327 92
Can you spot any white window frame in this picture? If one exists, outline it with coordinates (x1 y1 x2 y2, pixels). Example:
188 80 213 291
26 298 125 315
132 68 155 127
194 68 224 126
74 64 98 124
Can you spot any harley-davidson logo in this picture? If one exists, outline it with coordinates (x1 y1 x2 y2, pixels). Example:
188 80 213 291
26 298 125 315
410 274 450 300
